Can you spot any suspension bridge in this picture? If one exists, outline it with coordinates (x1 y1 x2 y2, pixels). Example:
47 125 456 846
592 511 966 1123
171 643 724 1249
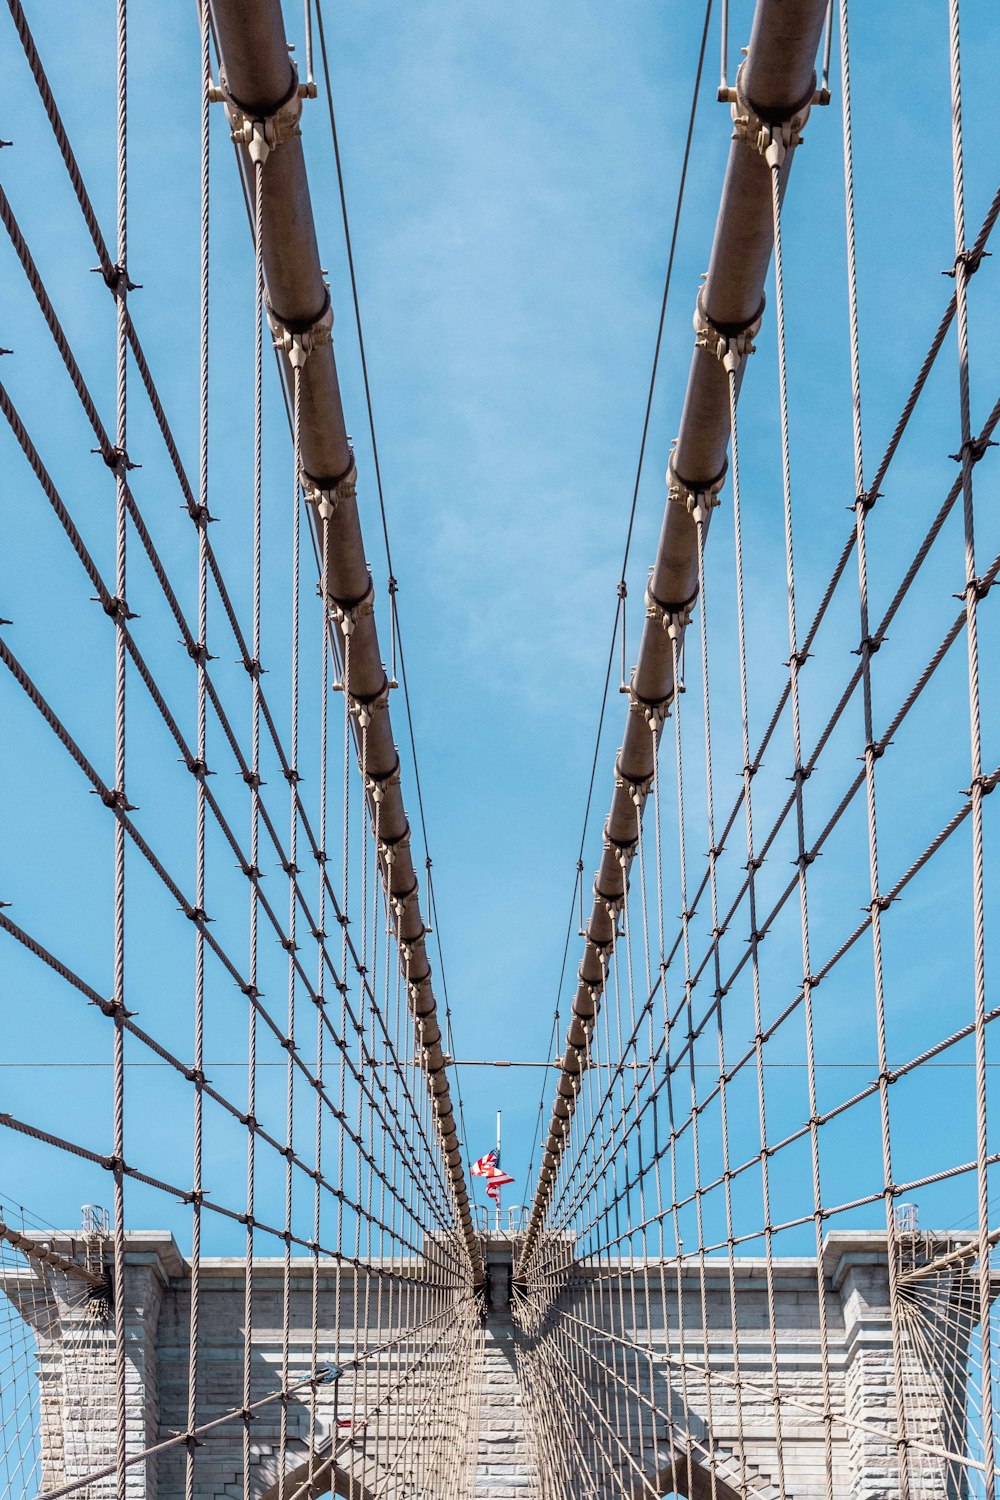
0 0 998 1496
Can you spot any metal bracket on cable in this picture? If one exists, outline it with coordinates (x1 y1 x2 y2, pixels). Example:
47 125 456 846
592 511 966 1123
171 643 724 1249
381 827 412 875
390 869 417 924
693 294 764 378
665 453 728 525
330 575 376 639
266 291 333 370
594 880 625 919
215 70 304 166
614 754 653 809
303 457 357 523
627 686 673 730
730 63 815 170
645 577 693 641
366 757 402 806
349 680 390 728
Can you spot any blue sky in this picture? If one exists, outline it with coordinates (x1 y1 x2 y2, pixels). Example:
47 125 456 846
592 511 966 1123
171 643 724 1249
1 0 999 1258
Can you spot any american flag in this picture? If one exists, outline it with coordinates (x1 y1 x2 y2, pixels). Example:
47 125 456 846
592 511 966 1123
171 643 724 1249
486 1169 515 1203
471 1147 515 1200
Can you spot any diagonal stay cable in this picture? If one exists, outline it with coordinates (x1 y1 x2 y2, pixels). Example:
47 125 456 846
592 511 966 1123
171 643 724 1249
2 7 453 1213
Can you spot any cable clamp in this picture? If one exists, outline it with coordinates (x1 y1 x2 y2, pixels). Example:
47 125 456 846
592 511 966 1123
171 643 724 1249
645 576 694 641
219 70 303 166
266 290 333 370
391 869 416 907
97 786 136 813
348 678 390 728
597 886 625 919
605 837 636 873
956 575 994 603
626 682 673 729
615 754 653 806
944 246 991 280
330 574 376 638
731 63 814 170
303 456 357 522
693 293 764 377
101 593 138 622
950 433 997 467
665 450 728 522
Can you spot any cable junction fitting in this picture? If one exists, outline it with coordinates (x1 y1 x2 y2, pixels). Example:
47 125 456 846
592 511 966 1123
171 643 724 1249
693 294 764 377
266 290 333 370
366 760 401 805
330 575 375 639
627 685 672 730
731 61 815 171
381 825 412 866
347 675 391 729
302 457 357 522
645 578 693 642
216 70 304 167
614 756 653 808
668 453 722 525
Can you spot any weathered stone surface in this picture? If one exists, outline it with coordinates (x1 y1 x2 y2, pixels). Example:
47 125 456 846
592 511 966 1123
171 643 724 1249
3 1231 972 1499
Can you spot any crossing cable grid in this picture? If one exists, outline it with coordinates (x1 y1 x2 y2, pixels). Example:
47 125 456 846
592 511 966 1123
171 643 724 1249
0 0 483 1497
515 0 1000 1497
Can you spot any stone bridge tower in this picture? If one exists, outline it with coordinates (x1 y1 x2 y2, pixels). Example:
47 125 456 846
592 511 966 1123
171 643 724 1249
1 1231 977 1499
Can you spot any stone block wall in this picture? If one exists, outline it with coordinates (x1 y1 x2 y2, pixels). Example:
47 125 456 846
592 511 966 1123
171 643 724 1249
2 1231 976 1499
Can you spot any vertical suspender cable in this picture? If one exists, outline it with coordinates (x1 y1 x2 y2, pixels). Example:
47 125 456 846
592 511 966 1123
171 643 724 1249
768 143 838 1500
185 10 211 1496
279 361 304 1500
727 368 787 1498
111 0 128 1491
836 4 910 1493
946 2 995 1493
242 146 265 1500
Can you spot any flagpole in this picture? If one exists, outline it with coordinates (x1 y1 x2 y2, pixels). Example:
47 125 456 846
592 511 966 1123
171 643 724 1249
495 1109 502 1233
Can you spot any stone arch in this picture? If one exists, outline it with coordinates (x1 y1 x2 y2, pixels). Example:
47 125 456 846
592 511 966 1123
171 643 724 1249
643 1459 744 1500
259 1452 378 1500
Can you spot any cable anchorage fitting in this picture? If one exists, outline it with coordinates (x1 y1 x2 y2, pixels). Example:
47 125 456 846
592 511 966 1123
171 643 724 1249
731 63 814 170
218 70 304 166
668 450 722 522
693 293 764 378
303 456 357 523
614 754 653 808
330 575 375 640
266 290 333 371
645 575 693 642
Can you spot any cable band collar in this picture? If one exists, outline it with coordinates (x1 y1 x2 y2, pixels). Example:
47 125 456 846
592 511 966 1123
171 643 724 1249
266 289 333 370
614 754 654 806
693 292 765 377
215 67 304 167
731 60 816 170
330 574 375 638
645 576 695 640
303 456 357 523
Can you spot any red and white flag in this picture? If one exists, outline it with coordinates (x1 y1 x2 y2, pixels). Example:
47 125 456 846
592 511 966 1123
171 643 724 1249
472 1147 515 1200
486 1170 515 1203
